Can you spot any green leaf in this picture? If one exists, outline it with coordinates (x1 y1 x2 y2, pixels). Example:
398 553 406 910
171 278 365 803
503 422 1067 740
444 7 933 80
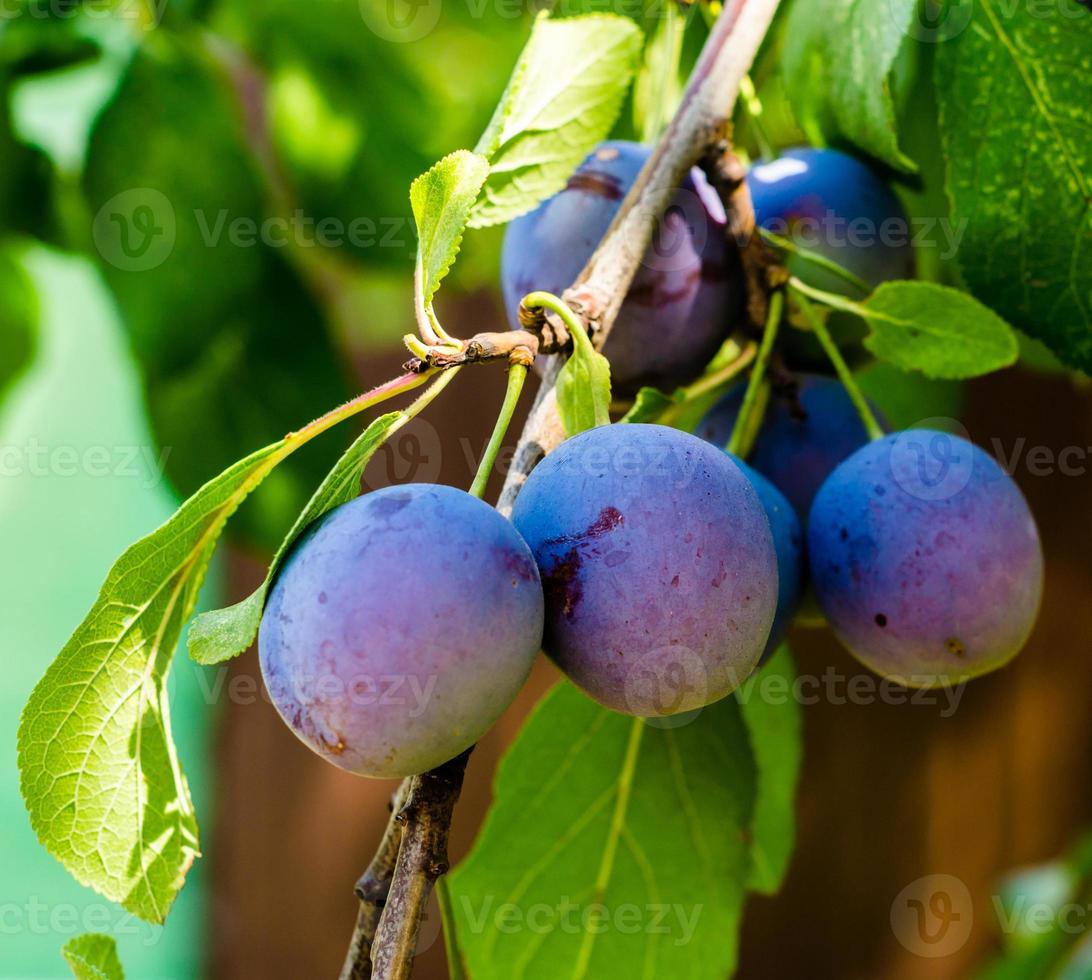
556 339 612 435
737 647 802 894
860 281 1018 379
18 435 301 923
935 0 1092 372
633 1 684 143
619 386 675 424
188 411 405 666
63 934 125 980
411 151 490 307
448 682 758 978
470 14 643 228
782 0 918 171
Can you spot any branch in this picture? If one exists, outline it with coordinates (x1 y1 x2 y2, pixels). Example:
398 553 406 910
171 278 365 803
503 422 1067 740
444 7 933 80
497 0 783 513
369 751 471 980
343 1 783 975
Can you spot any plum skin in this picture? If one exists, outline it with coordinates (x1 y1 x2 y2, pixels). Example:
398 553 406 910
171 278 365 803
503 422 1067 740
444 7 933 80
511 424 778 716
258 484 544 778
747 147 915 294
501 140 744 394
807 431 1043 686
698 374 885 521
729 454 803 661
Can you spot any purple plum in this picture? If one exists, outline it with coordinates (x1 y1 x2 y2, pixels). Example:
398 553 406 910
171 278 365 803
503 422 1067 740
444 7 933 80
807 430 1043 686
259 485 544 778
511 424 778 715
501 140 744 394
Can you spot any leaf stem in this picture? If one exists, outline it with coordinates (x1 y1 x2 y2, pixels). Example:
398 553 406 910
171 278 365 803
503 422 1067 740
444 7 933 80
727 289 784 456
758 228 872 295
787 275 869 318
789 281 884 441
469 363 528 500
522 291 611 428
657 341 758 427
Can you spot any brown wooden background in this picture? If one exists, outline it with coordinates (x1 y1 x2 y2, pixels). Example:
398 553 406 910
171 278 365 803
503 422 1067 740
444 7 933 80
206 308 1092 980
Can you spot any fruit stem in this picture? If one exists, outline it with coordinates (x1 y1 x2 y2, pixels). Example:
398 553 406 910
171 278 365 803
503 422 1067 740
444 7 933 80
758 228 872 295
470 362 528 500
727 288 784 456
788 275 870 317
789 282 885 441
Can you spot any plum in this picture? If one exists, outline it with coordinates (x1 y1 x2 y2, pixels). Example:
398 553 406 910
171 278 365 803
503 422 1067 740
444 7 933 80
747 147 915 294
259 484 544 778
511 424 778 715
501 140 744 394
698 374 884 520
729 454 803 660
807 430 1043 686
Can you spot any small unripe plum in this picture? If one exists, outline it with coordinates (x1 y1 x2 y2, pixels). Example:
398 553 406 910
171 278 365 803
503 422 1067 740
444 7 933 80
747 147 915 294
511 424 778 716
501 140 744 394
259 485 544 778
807 430 1043 686
729 453 803 661
698 374 884 520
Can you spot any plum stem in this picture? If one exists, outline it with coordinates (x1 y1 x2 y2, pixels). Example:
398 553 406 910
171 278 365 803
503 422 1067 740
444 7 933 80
758 228 872 295
470 362 529 500
789 282 886 441
727 288 784 457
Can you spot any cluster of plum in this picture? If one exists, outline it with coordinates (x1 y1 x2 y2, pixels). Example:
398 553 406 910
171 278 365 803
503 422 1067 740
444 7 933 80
259 142 1043 780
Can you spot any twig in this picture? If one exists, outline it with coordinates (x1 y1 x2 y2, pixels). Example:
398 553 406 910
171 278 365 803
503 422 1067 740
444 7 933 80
339 782 411 980
370 752 472 980
345 2 784 976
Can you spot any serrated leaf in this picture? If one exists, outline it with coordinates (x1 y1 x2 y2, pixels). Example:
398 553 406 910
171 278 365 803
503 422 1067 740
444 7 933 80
860 281 1018 379
470 14 643 228
188 411 405 666
17 433 306 923
411 151 490 306
63 934 125 980
448 682 757 979
783 0 918 171
556 340 612 435
737 647 802 895
936 0 1092 372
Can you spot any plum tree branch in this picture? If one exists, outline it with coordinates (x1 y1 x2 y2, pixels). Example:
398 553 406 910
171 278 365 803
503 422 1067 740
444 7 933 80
347 1 783 976
497 0 784 514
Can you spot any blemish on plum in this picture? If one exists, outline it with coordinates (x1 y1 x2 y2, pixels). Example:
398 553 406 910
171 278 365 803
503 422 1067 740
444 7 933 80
544 551 584 620
567 170 624 200
497 547 537 584
874 613 888 628
946 637 967 658
318 591 328 604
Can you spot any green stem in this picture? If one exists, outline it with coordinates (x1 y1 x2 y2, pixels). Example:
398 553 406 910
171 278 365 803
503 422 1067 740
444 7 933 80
658 342 757 427
470 363 528 500
788 276 870 318
521 290 610 427
727 290 784 456
435 877 467 980
758 228 872 296
789 282 884 441
739 74 774 159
